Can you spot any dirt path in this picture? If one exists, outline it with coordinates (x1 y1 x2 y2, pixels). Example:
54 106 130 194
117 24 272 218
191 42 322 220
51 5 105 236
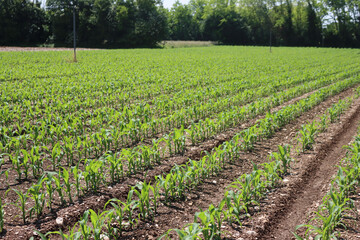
3 85 357 240
118 87 359 239
0 46 97 52
257 93 360 239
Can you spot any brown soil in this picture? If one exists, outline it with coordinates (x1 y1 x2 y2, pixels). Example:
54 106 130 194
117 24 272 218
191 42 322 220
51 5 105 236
233 89 360 239
337 188 360 239
1 85 358 240
131 86 360 240
0 47 97 52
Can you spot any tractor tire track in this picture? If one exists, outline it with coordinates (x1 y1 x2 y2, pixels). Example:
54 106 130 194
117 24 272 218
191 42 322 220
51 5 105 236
255 89 360 240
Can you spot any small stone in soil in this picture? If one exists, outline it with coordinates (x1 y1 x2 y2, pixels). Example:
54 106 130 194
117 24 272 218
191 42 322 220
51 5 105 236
246 230 256 235
56 217 64 225
100 234 109 240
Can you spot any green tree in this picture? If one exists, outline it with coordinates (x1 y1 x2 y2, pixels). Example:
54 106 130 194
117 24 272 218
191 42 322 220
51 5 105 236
0 0 48 45
133 0 168 46
168 1 199 40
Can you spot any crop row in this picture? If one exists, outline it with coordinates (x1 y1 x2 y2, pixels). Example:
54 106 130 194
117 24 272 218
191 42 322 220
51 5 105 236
1 60 346 126
2 70 359 188
20 75 360 239
294 126 360 239
2 62 357 149
160 85 358 239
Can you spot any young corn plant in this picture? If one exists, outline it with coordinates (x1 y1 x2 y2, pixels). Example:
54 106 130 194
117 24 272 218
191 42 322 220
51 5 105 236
64 137 75 166
240 127 257 152
164 134 173 157
225 168 266 224
10 189 31 224
9 152 24 181
151 138 163 164
172 165 188 200
294 193 350 240
45 172 57 210
123 190 138 229
185 122 197 145
53 175 66 205
49 143 63 171
261 161 282 188
19 149 31 180
297 122 318 152
132 180 154 220
173 127 186 155
318 114 329 133
28 146 43 179
48 223 81 240
104 199 126 236
88 209 109 240
60 167 73 203
106 152 123 183
28 177 46 218
71 163 83 199
157 173 177 203
79 210 92 240
104 210 117 239
194 201 226 240
269 145 293 175
83 159 105 193
160 223 203 240
0 197 5 233
152 180 161 215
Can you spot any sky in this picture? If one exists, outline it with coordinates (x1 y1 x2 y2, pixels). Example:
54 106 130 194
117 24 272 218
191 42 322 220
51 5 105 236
41 0 189 10
163 0 190 9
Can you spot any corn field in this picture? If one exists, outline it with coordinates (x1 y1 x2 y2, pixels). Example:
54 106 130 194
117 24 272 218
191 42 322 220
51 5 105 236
1 46 360 239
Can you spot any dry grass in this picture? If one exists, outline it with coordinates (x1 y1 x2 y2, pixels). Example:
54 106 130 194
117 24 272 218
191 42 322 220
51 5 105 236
160 40 217 48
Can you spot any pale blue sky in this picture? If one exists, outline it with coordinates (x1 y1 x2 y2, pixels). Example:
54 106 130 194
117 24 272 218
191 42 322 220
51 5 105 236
163 0 190 9
41 0 190 10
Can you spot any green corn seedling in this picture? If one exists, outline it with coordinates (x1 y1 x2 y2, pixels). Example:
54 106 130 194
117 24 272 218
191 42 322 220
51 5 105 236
45 172 57 210
269 145 293 175
160 223 203 240
132 180 153 220
10 189 31 224
53 175 66 205
0 197 4 233
48 223 81 240
79 210 92 240
60 167 73 203
105 199 126 236
71 163 83 199
28 177 46 218
297 122 318 152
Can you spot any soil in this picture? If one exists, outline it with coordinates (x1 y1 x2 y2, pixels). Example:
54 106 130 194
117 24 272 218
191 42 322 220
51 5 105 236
123 86 360 240
1 85 359 240
0 47 97 52
231 88 360 239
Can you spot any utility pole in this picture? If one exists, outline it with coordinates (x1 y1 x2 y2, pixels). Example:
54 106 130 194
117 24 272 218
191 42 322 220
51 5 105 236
73 4 77 62
270 29 272 53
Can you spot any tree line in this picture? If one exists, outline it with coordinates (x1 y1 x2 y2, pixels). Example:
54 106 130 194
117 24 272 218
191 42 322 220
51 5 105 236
0 0 359 48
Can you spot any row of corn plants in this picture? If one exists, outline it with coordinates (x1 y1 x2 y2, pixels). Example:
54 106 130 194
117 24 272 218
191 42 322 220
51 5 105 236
293 129 360 239
1 71 358 187
2 61 358 149
0 73 342 186
31 81 360 239
3 78 360 228
2 54 348 129
1 66 352 158
159 88 360 239
161 144 292 239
